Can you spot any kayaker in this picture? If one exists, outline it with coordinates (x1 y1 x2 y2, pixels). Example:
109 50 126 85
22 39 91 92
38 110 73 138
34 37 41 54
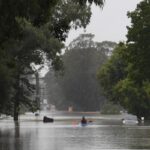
81 116 87 124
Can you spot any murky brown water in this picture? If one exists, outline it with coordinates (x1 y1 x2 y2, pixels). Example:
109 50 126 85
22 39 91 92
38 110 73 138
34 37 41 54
0 112 150 150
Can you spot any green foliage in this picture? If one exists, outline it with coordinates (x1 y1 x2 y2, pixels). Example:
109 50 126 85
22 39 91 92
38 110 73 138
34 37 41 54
46 34 116 111
0 48 14 113
126 0 150 82
97 43 127 102
98 0 150 119
68 34 95 49
74 0 104 6
0 0 104 118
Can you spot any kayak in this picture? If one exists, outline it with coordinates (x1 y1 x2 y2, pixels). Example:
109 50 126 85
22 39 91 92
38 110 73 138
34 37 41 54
80 123 88 127
80 121 93 127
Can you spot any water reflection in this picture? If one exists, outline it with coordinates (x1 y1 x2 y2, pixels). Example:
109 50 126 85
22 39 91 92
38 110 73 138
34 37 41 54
14 122 21 150
0 114 150 150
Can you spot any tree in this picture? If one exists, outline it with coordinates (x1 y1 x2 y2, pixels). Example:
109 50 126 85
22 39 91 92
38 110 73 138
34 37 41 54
98 0 150 119
45 34 116 111
126 0 150 82
45 69 67 110
124 0 150 118
97 43 127 103
0 0 104 120
0 50 14 114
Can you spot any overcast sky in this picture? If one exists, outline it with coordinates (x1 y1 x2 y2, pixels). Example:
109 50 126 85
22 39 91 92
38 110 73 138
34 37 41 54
65 0 142 45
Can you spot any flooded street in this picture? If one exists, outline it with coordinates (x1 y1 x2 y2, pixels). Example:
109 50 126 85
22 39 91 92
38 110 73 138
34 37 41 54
0 112 150 150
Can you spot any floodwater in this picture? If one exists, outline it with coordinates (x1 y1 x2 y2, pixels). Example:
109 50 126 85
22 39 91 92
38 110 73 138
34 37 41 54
0 112 150 150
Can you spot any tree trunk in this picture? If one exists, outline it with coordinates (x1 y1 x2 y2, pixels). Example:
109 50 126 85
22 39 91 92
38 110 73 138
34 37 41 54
13 74 20 121
14 99 19 121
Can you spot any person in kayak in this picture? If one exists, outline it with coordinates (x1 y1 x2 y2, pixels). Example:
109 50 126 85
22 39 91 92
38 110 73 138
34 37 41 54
81 116 87 124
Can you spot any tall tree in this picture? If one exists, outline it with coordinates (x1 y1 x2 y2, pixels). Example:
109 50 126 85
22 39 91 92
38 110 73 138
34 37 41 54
98 0 150 119
45 34 116 111
0 0 104 120
97 43 127 103
124 0 150 118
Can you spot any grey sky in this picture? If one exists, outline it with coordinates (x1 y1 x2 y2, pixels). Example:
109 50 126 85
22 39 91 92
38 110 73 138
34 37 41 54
65 0 142 45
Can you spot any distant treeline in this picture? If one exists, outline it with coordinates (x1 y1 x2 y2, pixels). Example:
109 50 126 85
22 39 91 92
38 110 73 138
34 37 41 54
45 34 117 111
